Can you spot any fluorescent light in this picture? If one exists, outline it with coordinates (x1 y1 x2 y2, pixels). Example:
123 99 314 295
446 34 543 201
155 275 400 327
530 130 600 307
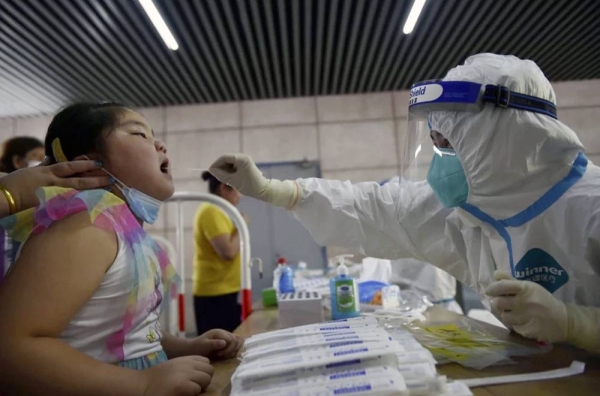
415 144 422 158
403 0 427 35
138 0 179 50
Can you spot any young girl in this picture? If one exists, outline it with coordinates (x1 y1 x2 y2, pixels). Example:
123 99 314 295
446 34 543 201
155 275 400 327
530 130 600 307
0 103 243 396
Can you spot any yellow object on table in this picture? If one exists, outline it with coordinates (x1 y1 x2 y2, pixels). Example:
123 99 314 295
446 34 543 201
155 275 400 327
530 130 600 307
203 306 600 396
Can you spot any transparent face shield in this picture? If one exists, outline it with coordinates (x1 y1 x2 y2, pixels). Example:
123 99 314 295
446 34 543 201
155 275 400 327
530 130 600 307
402 111 438 181
402 80 485 181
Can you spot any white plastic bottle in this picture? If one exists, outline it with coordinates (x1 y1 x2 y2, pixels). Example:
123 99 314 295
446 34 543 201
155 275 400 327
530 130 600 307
296 261 309 279
273 258 283 293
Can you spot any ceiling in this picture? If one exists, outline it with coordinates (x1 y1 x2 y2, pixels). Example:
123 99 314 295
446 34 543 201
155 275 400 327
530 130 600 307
1 0 599 118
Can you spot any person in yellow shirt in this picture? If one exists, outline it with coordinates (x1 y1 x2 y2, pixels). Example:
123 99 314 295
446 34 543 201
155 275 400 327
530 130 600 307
193 172 245 333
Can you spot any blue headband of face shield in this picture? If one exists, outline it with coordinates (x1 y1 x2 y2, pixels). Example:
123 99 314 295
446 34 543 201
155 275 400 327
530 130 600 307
410 80 558 207
409 80 558 118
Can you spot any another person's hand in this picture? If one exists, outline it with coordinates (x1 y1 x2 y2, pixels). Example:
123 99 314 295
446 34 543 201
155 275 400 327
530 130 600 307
141 356 214 396
189 329 244 360
0 159 111 215
209 154 299 209
486 270 567 343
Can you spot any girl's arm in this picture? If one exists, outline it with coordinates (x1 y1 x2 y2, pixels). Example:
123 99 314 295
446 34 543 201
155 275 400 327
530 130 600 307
0 212 146 396
161 331 194 358
161 330 244 361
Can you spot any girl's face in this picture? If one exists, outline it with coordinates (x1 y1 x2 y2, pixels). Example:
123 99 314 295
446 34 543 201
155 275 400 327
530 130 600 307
102 109 174 201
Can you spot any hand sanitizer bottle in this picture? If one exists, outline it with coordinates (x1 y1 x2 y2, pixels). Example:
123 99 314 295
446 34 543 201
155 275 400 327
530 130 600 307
330 254 360 320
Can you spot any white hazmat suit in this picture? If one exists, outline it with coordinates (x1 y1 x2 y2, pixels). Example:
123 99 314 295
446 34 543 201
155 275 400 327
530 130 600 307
378 177 462 314
210 54 600 353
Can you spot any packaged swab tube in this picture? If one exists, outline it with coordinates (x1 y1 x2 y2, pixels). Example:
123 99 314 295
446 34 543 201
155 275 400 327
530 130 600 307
232 370 408 396
233 363 407 395
236 340 405 379
243 328 392 360
246 316 379 347
397 362 437 380
405 376 448 396
395 350 437 365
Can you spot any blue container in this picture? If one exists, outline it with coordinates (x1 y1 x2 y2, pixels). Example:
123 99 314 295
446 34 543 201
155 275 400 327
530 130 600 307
358 281 388 304
279 265 295 294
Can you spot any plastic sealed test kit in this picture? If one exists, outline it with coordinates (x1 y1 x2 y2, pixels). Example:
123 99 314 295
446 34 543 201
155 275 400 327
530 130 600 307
232 362 409 396
242 328 392 361
236 340 405 379
245 316 380 347
233 315 463 396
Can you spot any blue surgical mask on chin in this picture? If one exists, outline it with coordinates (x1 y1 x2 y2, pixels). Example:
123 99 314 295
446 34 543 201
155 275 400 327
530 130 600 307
115 183 162 224
426 148 469 208
83 156 162 224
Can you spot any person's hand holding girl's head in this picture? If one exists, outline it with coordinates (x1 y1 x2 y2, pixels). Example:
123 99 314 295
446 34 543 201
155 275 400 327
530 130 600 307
0 159 112 216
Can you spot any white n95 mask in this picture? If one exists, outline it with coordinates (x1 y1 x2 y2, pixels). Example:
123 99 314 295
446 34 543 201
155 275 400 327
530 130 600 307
27 160 42 167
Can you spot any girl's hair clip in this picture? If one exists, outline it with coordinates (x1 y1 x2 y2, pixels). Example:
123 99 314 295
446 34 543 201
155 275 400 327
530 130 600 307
52 138 68 163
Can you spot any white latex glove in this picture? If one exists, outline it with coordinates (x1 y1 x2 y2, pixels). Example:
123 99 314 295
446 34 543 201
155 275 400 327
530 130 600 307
564 304 600 354
486 270 514 330
486 271 600 354
485 270 568 343
209 153 300 209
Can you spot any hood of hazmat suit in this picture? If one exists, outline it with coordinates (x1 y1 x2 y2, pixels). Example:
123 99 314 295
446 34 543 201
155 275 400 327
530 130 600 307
291 53 600 308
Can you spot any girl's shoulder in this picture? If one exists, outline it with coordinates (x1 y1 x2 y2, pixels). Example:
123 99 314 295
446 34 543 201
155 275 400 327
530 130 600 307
1 187 140 244
2 186 179 294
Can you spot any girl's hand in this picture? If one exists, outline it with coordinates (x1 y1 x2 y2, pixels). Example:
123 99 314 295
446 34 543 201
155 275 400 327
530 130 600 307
141 356 214 396
190 329 244 360
0 159 111 214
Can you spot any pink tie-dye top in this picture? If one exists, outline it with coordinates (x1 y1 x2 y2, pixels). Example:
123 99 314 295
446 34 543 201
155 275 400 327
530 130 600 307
0 187 180 363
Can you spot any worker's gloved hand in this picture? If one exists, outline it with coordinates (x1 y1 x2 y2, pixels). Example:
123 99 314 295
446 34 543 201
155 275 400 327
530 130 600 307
485 270 568 343
563 304 600 354
209 153 300 209
486 270 514 330
191 329 245 360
